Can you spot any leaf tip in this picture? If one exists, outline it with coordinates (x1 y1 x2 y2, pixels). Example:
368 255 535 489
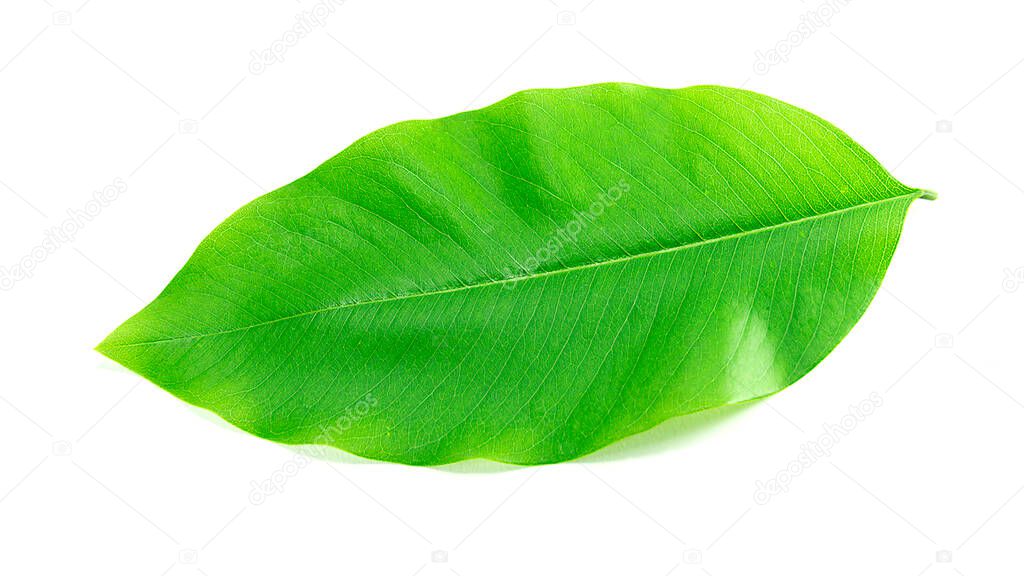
94 328 126 364
94 336 115 360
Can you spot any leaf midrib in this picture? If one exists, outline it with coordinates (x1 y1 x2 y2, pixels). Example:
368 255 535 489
106 190 922 349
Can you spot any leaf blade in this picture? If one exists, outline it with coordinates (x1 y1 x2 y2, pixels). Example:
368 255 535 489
98 83 929 465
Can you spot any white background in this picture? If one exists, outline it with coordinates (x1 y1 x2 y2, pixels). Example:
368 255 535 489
1 1 1022 574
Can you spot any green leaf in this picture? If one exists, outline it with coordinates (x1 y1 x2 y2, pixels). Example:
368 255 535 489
98 83 932 465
